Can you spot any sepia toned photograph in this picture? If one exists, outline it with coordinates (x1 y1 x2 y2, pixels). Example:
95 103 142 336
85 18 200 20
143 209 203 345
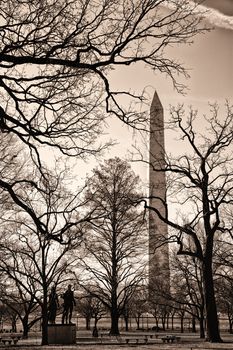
0 0 232 348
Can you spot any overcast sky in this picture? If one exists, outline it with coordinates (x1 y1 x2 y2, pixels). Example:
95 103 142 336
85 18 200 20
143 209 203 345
77 1 233 183
201 0 233 16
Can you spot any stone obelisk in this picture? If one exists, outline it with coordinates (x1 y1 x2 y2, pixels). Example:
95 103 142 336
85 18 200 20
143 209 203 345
149 91 169 290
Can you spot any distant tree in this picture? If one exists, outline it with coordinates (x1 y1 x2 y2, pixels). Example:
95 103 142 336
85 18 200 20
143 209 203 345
0 277 40 337
216 277 233 334
0 304 19 332
171 253 205 337
0 303 9 331
214 235 233 278
129 286 148 330
148 280 172 332
214 235 233 334
90 297 106 331
139 103 233 342
76 296 92 331
80 158 147 335
77 294 106 331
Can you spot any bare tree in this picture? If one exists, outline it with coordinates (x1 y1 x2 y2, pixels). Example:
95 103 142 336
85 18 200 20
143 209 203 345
148 278 173 331
79 158 147 335
0 1 207 154
0 164 90 344
214 234 233 334
76 295 93 331
0 274 40 337
139 102 233 342
0 216 82 340
171 253 205 337
129 286 148 331
76 293 106 331
216 277 233 334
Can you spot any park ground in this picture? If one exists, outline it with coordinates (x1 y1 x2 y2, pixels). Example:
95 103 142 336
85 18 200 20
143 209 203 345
1 330 233 350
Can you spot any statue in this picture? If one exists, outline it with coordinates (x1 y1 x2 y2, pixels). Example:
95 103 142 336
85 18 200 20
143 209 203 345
48 286 59 324
62 284 76 324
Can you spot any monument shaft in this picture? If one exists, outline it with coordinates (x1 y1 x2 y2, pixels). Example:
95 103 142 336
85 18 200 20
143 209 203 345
149 91 169 288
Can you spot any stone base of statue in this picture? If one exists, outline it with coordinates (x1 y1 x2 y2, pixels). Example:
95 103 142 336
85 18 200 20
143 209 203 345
48 324 76 344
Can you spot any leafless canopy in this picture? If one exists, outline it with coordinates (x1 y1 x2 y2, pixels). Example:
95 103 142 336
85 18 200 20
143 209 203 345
0 0 207 162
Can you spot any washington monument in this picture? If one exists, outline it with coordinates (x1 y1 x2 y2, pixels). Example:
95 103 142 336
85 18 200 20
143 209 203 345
149 91 169 288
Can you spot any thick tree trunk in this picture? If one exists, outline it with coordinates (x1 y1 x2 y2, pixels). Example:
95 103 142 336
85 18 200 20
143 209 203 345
110 225 120 336
135 316 140 330
199 317 205 339
41 247 48 345
22 317 29 339
171 314 174 330
41 287 48 345
180 314 184 333
154 317 159 329
203 257 222 342
198 307 205 338
109 309 119 335
92 319 99 338
11 317 17 333
85 317 91 330
166 314 169 329
124 315 129 331
41 306 48 345
227 311 233 334
161 315 166 330
229 320 233 334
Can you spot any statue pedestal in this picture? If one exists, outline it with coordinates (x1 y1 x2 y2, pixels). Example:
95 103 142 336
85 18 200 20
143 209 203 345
48 324 76 344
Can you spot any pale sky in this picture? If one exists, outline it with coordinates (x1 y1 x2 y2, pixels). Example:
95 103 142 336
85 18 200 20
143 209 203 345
75 1 233 184
201 0 233 16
